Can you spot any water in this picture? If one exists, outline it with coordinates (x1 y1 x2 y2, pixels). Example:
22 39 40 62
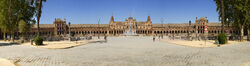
123 20 137 36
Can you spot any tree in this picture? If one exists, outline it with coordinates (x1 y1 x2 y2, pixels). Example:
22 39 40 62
0 0 36 42
0 0 15 41
220 0 225 33
214 0 250 41
36 0 46 36
16 0 36 41
233 0 249 41
0 0 7 41
18 20 29 40
214 0 234 33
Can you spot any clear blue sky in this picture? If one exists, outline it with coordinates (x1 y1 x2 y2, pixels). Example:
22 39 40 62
40 0 219 24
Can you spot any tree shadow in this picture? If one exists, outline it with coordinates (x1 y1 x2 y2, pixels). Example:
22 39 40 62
89 40 107 44
0 43 20 46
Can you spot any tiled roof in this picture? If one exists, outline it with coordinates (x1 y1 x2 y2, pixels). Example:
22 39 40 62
32 23 223 28
135 22 146 26
152 23 195 27
70 24 109 28
207 23 221 26
32 24 55 28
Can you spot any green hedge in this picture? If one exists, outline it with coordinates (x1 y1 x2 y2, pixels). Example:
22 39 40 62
34 36 43 45
218 33 227 44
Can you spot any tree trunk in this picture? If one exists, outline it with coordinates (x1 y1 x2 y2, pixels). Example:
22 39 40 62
221 0 225 33
37 0 42 36
21 33 24 40
248 29 250 41
240 26 244 41
11 31 14 42
37 19 40 36
3 29 6 41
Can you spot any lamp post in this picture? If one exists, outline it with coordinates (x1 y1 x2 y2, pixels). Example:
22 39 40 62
188 20 191 40
68 22 71 41
161 18 164 39
98 19 100 39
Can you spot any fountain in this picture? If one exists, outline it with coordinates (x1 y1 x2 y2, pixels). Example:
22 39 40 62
123 20 138 36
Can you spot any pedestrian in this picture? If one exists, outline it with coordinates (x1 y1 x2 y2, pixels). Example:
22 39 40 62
158 35 160 40
104 35 107 43
104 35 107 41
161 35 163 39
153 35 155 42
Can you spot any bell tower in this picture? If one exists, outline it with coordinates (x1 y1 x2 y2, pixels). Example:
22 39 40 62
147 16 152 24
109 16 114 25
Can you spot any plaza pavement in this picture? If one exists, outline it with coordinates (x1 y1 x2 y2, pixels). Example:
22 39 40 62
0 36 250 66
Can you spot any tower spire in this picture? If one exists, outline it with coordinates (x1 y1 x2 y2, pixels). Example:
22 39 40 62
147 16 151 22
110 16 114 22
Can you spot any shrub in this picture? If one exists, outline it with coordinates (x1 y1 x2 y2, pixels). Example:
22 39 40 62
34 36 43 45
21 40 25 43
214 39 219 44
218 33 227 44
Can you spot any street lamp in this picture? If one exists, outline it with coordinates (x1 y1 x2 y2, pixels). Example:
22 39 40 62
68 22 71 41
98 19 100 39
161 18 164 39
188 20 191 40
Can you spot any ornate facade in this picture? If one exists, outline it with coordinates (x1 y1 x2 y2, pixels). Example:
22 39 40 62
0 16 241 39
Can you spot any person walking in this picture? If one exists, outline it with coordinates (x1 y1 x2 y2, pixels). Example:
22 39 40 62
158 35 160 40
153 35 155 42
104 35 107 42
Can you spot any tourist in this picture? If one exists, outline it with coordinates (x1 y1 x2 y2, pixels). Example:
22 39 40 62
153 35 155 42
104 35 107 41
161 35 163 39
158 35 160 40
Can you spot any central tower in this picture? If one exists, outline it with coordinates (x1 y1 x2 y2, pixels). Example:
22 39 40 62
124 17 137 36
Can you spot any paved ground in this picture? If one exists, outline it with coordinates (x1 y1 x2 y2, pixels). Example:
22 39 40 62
0 36 250 66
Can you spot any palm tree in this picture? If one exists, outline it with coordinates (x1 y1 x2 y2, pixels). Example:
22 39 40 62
36 0 46 36
220 0 225 33
214 0 249 41
214 0 225 33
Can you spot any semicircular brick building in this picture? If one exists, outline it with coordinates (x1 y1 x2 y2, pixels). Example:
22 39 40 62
0 16 242 40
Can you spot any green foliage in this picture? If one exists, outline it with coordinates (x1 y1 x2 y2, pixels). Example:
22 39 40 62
218 33 227 44
214 0 250 41
34 36 43 45
214 39 219 44
18 20 29 33
0 0 36 41
35 0 47 36
0 0 10 33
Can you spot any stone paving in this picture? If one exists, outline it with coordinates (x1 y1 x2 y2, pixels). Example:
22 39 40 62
0 36 250 66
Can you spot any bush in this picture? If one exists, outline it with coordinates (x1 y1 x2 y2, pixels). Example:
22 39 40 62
218 33 227 44
21 40 25 43
34 36 43 45
214 39 219 44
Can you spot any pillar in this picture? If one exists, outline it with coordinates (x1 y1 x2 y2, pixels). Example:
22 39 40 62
152 30 155 35
113 30 114 35
107 30 109 36
146 30 149 35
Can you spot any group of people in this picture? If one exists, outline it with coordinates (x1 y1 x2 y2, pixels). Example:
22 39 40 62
153 35 164 42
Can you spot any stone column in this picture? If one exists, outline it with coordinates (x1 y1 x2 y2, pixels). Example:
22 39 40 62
107 30 109 36
152 30 155 35
146 30 149 35
112 30 114 36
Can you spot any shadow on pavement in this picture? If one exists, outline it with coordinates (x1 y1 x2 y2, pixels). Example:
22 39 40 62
89 40 107 44
0 43 19 46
